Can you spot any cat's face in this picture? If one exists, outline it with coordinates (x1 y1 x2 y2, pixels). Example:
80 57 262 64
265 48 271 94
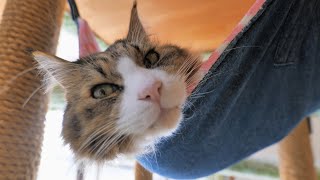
31 3 201 161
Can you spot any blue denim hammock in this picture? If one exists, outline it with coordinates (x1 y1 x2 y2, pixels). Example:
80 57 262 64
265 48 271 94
69 0 320 179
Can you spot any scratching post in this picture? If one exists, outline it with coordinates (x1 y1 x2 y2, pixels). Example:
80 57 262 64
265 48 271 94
135 162 153 180
278 119 317 180
0 0 65 179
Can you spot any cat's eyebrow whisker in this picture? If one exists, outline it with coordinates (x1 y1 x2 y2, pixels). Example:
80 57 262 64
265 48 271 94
11 66 38 81
185 72 200 87
176 59 191 76
0 66 38 95
184 66 199 80
22 84 46 108
186 59 202 77
178 61 201 87
41 67 82 89
41 67 78 80
172 60 192 81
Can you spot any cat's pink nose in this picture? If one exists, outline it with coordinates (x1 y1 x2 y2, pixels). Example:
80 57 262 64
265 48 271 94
138 80 162 103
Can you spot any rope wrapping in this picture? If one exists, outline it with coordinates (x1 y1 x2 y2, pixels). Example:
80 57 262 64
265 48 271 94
0 0 65 179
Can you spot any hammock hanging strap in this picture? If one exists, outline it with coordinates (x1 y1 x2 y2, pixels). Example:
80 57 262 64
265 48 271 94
68 0 100 58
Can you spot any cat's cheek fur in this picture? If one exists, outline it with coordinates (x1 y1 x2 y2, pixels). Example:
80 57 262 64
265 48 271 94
147 108 182 137
116 56 186 136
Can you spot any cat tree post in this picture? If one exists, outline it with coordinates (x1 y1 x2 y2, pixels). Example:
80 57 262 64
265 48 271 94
135 162 153 180
0 0 65 179
278 119 317 180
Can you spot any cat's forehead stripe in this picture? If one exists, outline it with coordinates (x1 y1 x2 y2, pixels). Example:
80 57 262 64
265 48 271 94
94 66 107 78
77 53 124 80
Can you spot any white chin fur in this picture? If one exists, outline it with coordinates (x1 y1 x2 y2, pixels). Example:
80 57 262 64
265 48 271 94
146 107 182 137
116 57 186 137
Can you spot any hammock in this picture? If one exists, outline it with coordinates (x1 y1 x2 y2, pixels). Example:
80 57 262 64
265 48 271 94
69 0 320 179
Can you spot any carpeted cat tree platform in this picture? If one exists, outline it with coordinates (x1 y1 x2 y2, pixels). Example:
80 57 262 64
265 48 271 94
0 0 64 179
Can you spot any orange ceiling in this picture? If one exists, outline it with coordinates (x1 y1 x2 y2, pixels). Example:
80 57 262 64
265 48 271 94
74 0 255 52
0 0 255 52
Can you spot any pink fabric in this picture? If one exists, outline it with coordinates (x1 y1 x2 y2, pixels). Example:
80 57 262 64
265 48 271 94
77 17 100 57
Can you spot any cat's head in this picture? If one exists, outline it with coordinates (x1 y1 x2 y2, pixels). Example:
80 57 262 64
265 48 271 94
31 2 202 161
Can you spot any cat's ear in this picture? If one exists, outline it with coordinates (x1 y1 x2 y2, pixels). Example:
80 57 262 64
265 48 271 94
30 50 80 89
126 1 149 44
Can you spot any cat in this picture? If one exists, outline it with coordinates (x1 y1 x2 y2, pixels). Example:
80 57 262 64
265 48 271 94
30 1 202 162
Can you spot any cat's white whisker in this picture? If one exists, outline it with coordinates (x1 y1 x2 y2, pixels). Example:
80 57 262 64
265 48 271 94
0 66 38 95
80 122 118 151
223 45 262 53
189 88 216 99
22 84 46 108
91 134 117 155
95 132 126 159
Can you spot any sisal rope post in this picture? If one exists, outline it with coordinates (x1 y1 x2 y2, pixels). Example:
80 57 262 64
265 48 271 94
278 118 317 180
135 161 153 180
0 0 65 179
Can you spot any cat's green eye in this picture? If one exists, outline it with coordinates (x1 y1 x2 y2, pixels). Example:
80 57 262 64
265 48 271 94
91 84 122 99
144 49 159 68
